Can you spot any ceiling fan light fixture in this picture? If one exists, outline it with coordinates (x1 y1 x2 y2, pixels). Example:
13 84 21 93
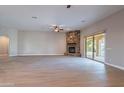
54 29 59 32
50 24 64 32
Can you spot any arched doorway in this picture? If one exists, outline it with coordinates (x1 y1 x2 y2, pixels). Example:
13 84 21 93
0 36 9 57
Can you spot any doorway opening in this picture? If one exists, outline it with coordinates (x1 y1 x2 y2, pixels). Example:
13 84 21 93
85 33 105 62
0 36 9 57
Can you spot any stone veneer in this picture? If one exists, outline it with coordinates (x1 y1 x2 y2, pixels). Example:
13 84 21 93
64 30 81 57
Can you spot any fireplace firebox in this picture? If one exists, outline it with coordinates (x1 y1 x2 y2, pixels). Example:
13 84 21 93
69 47 76 53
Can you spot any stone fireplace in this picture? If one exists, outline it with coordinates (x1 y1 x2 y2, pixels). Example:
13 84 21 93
64 30 81 57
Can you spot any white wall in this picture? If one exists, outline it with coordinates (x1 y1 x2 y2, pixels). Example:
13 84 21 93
18 31 66 55
0 28 18 56
81 9 124 68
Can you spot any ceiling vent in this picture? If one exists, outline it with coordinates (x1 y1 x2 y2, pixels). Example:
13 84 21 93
67 5 71 8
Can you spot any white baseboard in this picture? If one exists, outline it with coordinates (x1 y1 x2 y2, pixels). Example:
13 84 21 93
105 62 124 71
17 54 64 56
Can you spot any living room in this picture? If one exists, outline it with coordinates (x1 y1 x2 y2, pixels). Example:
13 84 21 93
0 5 124 88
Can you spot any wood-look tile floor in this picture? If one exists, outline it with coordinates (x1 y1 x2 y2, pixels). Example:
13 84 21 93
0 56 124 87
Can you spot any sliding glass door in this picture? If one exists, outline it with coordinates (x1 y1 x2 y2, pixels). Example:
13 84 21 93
85 33 105 62
86 36 93 59
94 33 105 62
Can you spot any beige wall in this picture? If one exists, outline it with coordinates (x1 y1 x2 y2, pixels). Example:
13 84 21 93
18 31 66 55
0 28 66 56
0 36 9 56
81 9 124 68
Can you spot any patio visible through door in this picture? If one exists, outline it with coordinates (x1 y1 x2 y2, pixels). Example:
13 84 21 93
85 33 105 62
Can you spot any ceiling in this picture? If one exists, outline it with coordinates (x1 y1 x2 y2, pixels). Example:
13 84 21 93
0 5 124 32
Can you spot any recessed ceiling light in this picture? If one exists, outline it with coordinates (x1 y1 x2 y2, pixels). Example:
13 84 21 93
81 20 86 23
32 16 38 19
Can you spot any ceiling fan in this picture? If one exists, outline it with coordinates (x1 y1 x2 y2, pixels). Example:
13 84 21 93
50 25 64 32
49 5 71 32
49 24 73 32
